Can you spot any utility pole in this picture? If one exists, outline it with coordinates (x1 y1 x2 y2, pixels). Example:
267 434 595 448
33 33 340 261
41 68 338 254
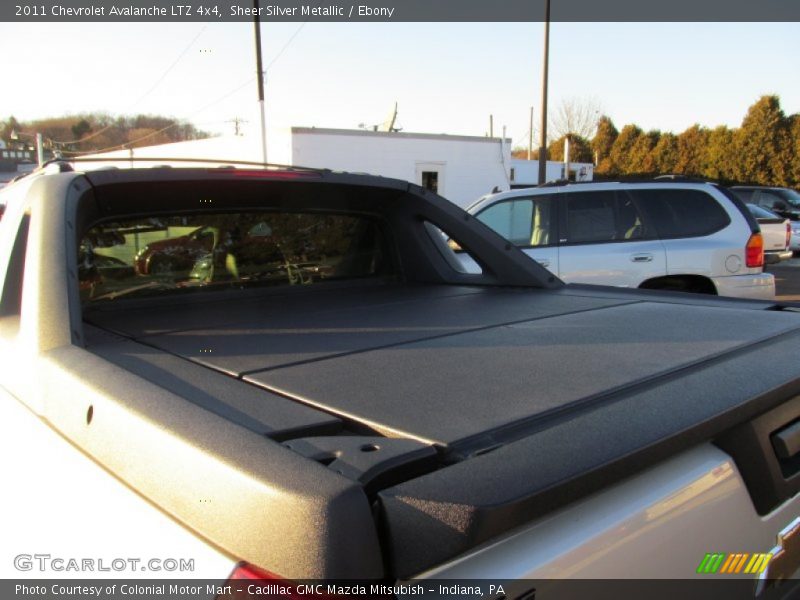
564 135 570 181
253 0 268 165
537 0 551 185
489 115 494 138
35 133 44 167
227 117 247 136
528 106 534 160
10 129 44 167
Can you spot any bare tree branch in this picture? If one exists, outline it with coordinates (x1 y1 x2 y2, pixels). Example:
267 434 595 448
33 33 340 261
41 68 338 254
549 96 604 141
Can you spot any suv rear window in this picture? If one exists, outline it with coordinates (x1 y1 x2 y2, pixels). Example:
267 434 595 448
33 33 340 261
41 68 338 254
79 212 390 303
632 189 731 239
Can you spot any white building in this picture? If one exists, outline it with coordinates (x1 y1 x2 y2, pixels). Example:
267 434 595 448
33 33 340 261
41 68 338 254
79 128 513 209
274 128 512 208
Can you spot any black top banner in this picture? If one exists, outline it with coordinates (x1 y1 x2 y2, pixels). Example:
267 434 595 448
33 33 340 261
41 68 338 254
5 0 800 22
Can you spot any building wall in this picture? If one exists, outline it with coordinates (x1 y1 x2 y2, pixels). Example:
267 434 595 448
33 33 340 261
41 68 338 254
290 129 511 208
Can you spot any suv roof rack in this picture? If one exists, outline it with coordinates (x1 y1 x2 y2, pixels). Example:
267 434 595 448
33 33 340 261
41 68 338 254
653 174 722 184
42 156 330 173
535 176 725 188
0 158 336 190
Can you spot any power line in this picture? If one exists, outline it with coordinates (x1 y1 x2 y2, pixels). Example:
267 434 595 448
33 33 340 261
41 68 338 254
63 121 181 155
64 76 257 155
265 21 308 71
189 22 308 119
193 76 256 115
63 75 256 155
187 21 308 120
64 22 308 155
51 26 208 146
513 128 532 148
131 26 208 107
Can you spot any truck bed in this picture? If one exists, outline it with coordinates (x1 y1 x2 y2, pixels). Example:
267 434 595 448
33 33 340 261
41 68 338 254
84 281 800 576
86 282 799 446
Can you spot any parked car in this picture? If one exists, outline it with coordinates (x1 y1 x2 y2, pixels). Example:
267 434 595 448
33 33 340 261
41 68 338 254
733 186 800 221
133 225 220 276
3 164 800 594
746 203 792 264
132 221 323 288
793 221 800 255
466 181 774 299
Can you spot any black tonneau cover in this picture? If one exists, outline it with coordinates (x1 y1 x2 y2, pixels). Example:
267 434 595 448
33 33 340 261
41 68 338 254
85 283 800 576
76 169 800 578
86 283 797 446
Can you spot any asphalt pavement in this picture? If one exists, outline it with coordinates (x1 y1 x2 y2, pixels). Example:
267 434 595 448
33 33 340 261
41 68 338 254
767 256 800 302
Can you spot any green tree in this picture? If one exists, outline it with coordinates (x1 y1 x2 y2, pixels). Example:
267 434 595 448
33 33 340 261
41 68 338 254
627 130 660 175
732 95 790 185
609 124 643 175
789 114 800 187
592 115 618 172
548 134 593 164
674 125 709 176
71 119 92 140
705 125 735 182
650 132 678 175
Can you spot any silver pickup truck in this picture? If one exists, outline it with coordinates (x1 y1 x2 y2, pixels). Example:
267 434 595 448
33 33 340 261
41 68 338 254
1 163 800 599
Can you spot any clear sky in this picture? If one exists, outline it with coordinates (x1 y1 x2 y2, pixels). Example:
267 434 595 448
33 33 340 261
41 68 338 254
1 21 798 148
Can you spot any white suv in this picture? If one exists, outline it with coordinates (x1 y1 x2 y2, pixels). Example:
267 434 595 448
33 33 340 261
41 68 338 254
466 181 775 300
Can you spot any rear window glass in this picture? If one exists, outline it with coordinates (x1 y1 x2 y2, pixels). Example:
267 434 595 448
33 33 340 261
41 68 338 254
732 188 754 203
747 203 779 219
79 212 390 303
632 189 730 238
776 189 800 208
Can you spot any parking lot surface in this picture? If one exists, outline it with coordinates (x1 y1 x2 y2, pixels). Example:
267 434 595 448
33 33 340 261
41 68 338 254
768 257 800 302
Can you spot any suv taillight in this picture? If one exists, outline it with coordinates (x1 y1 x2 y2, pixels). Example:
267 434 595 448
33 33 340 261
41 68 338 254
787 222 792 249
746 232 764 268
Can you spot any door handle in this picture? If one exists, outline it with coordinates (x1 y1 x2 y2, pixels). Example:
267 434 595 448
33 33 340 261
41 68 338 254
631 253 653 263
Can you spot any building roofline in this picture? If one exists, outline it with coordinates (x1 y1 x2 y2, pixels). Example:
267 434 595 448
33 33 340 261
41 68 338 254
290 127 511 144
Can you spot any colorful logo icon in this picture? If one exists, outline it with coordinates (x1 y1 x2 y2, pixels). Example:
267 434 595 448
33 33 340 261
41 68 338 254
696 553 772 575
